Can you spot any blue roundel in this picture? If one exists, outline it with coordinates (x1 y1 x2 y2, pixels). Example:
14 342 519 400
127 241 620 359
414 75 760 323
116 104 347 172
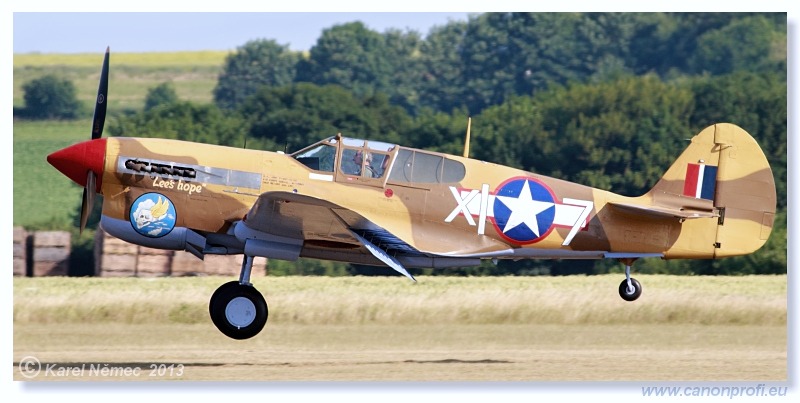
492 178 556 244
129 193 177 238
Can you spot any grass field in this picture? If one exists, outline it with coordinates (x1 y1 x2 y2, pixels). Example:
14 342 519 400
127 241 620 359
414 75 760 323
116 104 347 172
13 275 787 326
12 275 788 381
13 119 91 229
14 51 225 110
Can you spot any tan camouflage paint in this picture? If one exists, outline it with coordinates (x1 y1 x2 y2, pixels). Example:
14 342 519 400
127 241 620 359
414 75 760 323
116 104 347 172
96 123 776 266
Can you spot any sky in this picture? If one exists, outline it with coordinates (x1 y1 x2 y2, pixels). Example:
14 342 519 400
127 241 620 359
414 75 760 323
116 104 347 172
12 12 472 54
7 2 798 54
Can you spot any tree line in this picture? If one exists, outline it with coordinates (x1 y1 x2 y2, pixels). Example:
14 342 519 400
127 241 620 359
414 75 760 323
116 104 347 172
22 12 787 276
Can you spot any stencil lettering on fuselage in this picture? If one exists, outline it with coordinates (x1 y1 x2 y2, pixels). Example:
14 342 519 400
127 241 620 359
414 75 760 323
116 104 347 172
445 177 593 246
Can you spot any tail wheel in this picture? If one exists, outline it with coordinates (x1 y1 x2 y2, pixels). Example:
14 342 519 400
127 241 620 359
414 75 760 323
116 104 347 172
618 278 642 302
209 281 268 340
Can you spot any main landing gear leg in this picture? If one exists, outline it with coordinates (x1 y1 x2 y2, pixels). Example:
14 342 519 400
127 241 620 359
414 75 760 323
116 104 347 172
617 258 642 302
209 255 268 339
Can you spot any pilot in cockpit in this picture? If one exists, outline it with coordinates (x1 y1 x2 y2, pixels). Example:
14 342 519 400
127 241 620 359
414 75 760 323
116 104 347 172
352 150 378 178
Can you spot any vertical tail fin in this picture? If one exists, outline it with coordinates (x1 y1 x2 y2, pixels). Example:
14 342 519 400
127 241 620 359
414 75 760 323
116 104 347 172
646 123 776 258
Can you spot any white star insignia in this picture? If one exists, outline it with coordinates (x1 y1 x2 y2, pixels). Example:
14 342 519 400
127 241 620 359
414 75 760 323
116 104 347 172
495 180 554 236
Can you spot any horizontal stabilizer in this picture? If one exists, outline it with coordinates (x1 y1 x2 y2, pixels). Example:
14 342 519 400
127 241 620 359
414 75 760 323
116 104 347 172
608 202 717 220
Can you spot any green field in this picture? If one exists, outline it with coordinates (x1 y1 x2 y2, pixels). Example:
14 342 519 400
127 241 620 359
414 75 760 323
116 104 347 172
14 51 226 110
13 120 90 228
13 275 787 381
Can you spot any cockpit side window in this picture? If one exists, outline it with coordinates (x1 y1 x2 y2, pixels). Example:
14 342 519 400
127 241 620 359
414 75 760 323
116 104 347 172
388 148 466 184
341 147 389 178
294 144 336 172
341 148 362 176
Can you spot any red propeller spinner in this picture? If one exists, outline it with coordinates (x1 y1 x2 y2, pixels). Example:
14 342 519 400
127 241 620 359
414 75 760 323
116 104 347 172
46 138 107 192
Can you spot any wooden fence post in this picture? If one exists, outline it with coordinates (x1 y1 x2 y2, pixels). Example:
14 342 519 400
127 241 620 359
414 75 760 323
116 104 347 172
31 231 71 276
12 227 28 277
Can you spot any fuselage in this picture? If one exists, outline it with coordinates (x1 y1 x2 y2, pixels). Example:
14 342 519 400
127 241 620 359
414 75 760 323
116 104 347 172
49 135 727 264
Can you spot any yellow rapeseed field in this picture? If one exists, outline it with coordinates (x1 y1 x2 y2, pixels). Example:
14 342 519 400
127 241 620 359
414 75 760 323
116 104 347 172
14 51 230 67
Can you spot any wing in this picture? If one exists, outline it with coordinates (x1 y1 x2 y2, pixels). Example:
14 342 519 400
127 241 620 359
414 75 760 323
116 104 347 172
239 191 481 278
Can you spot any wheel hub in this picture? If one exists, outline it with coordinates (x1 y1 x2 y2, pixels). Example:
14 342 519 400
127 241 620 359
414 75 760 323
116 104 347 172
626 280 635 295
225 296 256 328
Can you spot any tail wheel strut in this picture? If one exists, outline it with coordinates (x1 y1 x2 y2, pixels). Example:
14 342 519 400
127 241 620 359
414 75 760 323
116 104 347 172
617 258 642 302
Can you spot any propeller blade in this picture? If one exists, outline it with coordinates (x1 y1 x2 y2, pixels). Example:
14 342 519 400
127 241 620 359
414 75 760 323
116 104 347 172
80 171 97 233
91 47 110 140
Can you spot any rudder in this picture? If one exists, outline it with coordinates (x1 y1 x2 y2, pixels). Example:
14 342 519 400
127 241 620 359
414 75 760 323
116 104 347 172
711 123 777 257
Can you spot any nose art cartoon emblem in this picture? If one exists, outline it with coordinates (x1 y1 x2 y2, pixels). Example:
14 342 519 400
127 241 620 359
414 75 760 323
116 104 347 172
129 192 176 237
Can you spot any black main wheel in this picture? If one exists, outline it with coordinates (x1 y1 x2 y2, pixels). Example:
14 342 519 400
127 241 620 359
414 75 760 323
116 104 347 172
618 278 642 302
209 281 268 340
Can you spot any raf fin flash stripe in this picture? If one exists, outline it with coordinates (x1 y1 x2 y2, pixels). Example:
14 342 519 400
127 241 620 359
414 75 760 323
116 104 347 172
683 163 718 200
